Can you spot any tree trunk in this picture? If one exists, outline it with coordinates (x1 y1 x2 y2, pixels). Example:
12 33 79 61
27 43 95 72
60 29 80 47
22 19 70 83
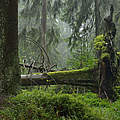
98 5 117 101
21 68 98 90
95 0 101 36
41 0 47 50
0 0 20 95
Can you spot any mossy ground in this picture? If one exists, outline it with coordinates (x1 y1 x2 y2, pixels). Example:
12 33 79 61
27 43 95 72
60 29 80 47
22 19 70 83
0 87 120 120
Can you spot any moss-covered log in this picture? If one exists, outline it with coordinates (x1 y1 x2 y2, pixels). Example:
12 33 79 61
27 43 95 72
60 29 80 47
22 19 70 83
21 68 98 88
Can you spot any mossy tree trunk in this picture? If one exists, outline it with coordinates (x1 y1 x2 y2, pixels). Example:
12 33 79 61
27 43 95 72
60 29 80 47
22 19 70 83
0 0 20 95
99 44 117 100
97 5 117 101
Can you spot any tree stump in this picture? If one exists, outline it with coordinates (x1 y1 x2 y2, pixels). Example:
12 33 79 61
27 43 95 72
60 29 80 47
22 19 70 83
96 5 118 101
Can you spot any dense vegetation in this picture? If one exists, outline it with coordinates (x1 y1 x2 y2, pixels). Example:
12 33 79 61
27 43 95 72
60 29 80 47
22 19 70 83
0 87 120 120
0 0 120 120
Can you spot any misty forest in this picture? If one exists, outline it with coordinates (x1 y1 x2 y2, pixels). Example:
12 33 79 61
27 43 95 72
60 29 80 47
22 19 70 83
0 0 120 120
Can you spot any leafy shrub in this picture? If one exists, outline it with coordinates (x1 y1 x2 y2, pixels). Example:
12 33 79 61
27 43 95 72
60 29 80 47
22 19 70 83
67 51 97 69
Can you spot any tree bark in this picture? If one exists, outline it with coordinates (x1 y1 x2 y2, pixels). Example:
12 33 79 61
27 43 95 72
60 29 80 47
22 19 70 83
95 0 101 36
41 0 47 50
0 0 20 95
98 5 117 101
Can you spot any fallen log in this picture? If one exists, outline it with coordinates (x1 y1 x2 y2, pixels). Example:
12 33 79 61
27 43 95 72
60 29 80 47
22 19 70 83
21 67 98 87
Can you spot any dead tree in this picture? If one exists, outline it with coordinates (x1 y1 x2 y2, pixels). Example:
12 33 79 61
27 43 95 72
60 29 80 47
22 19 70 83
98 5 117 101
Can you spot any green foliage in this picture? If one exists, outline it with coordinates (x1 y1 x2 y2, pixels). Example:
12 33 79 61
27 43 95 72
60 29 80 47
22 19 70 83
117 52 120 56
67 51 97 69
0 89 102 120
0 88 120 120
94 35 106 52
101 53 110 60
77 92 120 120
114 86 120 96
94 34 112 61
79 92 110 108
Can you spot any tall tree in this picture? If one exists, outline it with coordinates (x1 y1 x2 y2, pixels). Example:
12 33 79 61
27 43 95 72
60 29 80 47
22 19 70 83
0 0 20 94
95 0 101 36
41 0 47 50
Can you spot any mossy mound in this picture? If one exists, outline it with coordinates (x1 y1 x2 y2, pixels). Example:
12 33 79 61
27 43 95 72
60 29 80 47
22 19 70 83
0 89 102 120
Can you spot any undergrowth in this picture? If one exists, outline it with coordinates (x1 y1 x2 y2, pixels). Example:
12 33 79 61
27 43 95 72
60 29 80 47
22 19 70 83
0 87 120 120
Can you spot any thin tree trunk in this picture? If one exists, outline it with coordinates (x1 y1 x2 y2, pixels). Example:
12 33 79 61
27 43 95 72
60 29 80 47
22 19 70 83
41 0 47 50
95 0 100 36
0 0 20 95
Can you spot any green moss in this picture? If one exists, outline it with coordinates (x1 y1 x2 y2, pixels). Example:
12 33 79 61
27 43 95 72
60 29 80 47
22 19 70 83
0 90 103 120
1 89 120 120
32 67 95 83
48 67 89 75
101 53 110 60
94 34 107 52
47 67 94 82
94 34 111 62
21 66 97 86
117 52 120 56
